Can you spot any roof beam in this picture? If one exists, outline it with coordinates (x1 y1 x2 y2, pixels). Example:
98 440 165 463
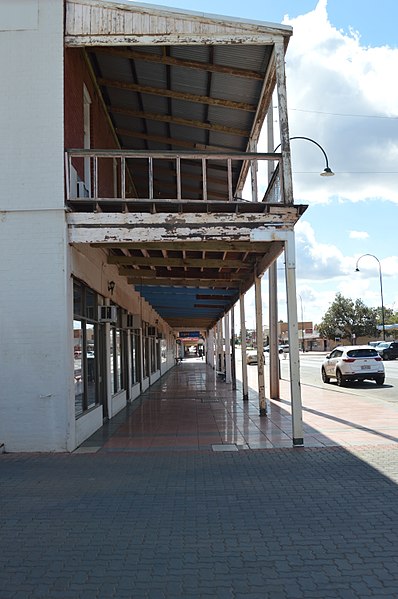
97 78 257 112
119 268 247 280
166 319 218 327
91 47 264 80
129 277 239 288
108 106 249 137
92 241 271 252
108 255 251 269
116 127 228 152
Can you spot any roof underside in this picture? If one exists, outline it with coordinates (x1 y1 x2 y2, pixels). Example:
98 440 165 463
65 0 299 332
90 43 272 156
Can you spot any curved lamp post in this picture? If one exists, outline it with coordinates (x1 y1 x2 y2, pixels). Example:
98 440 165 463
274 136 335 177
355 254 386 340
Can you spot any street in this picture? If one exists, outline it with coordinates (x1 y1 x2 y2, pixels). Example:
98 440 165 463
237 350 398 404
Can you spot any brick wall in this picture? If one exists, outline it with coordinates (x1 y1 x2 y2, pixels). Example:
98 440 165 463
64 48 119 197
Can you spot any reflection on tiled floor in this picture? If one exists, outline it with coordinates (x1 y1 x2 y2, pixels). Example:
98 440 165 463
80 357 398 453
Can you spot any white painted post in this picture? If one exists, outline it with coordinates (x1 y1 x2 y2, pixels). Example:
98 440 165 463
210 328 216 368
231 305 237 390
225 312 232 384
240 295 249 401
104 300 112 419
126 330 132 401
269 261 280 398
274 41 293 206
138 327 144 391
205 330 211 366
221 318 226 376
284 231 304 446
267 102 281 399
250 140 258 202
254 276 266 416
216 321 223 373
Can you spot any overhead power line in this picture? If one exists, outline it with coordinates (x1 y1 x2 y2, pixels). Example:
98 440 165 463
289 107 398 120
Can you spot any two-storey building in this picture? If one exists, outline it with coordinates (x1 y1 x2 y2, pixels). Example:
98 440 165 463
0 0 305 451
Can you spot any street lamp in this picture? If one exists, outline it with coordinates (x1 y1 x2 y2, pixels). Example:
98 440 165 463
274 136 335 177
355 254 386 341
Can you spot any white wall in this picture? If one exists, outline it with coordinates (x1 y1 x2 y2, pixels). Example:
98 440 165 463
0 0 178 451
0 0 69 451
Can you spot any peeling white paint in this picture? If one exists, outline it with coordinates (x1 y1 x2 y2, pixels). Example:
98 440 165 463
65 0 292 46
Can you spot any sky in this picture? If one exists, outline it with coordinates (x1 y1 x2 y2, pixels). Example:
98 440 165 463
133 0 398 329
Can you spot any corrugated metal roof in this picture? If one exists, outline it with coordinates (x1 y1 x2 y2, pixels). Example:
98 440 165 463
87 41 274 188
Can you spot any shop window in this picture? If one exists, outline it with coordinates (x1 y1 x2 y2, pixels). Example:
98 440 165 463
86 323 96 409
73 280 100 418
74 319 84 417
160 339 167 364
73 281 83 317
143 337 150 378
73 318 99 417
110 326 126 395
131 331 141 385
150 337 156 374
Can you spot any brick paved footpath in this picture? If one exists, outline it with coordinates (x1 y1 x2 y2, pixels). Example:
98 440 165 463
1 447 398 599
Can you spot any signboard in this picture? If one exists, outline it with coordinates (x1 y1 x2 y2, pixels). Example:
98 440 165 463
179 331 200 338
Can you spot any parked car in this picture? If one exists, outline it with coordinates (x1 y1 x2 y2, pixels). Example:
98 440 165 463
368 341 382 347
321 345 385 386
246 349 262 365
376 341 398 361
264 345 288 354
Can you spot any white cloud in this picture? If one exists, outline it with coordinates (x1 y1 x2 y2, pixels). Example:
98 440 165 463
382 255 398 277
236 0 398 329
295 220 349 279
272 0 398 206
292 221 395 322
349 230 369 239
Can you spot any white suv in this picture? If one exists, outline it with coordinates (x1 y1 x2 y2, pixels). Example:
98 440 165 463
321 345 385 386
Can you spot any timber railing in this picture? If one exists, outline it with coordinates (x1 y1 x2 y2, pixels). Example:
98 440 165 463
65 149 284 207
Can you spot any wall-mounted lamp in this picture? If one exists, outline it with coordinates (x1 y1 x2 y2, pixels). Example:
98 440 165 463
274 136 335 177
108 280 115 295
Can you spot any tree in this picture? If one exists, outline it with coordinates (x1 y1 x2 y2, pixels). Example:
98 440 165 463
377 306 395 325
353 299 378 338
318 293 378 340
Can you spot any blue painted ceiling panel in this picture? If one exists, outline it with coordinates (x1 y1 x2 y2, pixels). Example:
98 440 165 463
138 285 239 330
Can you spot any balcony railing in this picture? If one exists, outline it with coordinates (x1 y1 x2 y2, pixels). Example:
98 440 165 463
65 149 283 208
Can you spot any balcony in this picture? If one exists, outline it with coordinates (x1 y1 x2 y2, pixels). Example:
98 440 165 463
65 149 286 213
65 149 305 331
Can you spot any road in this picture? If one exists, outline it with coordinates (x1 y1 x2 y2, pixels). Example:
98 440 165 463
236 350 398 404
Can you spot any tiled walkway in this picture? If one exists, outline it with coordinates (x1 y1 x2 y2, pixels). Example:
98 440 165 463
79 356 398 452
4 359 398 598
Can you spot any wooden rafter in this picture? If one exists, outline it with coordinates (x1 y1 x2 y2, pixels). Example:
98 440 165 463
108 106 249 137
92 241 272 252
119 267 247 280
115 127 228 152
107 255 251 268
97 78 257 112
127 277 239 288
91 47 264 80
